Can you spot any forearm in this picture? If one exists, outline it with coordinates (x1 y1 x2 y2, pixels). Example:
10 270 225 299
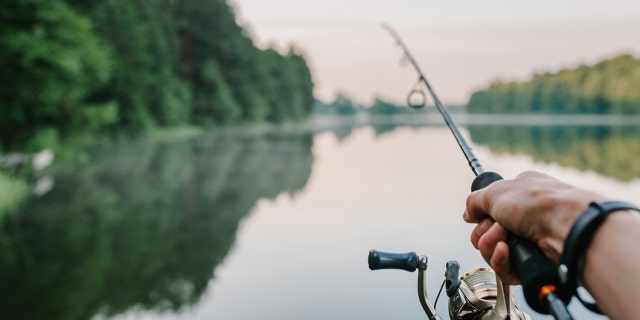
582 212 640 320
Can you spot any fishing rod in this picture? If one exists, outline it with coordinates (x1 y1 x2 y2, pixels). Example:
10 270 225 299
368 24 575 320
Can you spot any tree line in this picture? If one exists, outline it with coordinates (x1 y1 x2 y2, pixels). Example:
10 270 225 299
313 92 429 115
467 54 640 114
0 0 314 151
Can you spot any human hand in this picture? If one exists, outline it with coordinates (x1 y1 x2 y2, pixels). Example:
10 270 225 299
463 171 607 284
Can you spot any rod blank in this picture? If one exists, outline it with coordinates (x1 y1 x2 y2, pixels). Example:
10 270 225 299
382 24 484 176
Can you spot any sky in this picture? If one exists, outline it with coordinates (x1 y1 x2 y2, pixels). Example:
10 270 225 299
232 1 640 105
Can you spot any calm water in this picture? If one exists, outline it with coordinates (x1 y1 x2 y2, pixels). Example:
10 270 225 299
3 121 640 320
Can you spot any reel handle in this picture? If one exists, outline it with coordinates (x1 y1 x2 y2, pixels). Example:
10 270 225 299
368 250 419 272
445 260 461 297
471 172 569 314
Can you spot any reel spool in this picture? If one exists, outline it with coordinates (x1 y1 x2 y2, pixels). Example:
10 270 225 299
449 268 529 320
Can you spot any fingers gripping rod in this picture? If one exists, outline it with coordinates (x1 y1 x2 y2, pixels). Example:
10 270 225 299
383 24 574 320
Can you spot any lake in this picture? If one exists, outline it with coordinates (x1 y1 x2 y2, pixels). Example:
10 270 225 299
3 116 639 320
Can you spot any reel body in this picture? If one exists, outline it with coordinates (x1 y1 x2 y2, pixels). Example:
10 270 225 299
368 250 530 320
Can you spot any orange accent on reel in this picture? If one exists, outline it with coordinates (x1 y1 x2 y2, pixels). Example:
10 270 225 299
539 284 557 302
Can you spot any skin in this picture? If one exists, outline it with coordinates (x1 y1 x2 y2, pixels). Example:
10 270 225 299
463 171 640 319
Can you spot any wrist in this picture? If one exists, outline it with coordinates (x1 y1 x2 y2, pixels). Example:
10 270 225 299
539 194 604 263
558 201 640 311
582 211 640 318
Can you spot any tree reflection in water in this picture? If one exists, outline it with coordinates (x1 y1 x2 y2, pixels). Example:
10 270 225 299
468 125 640 181
2 122 638 320
0 131 313 320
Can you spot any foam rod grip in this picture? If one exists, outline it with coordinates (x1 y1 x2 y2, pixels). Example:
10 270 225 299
507 235 566 313
470 171 569 314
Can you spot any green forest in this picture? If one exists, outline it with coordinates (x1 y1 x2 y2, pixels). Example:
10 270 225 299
467 54 640 114
0 0 314 151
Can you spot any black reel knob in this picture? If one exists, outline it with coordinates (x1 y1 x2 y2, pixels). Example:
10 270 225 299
368 250 419 272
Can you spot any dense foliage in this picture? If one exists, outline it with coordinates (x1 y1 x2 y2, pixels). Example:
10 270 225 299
467 54 640 114
0 0 314 151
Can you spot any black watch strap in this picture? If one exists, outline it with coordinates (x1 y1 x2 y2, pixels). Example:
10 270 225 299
558 201 640 312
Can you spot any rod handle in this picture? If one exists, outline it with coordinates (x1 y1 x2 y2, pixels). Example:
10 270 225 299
368 250 419 272
470 171 503 191
506 233 569 313
471 172 570 314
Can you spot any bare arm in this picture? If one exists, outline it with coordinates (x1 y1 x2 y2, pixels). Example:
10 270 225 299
463 171 640 319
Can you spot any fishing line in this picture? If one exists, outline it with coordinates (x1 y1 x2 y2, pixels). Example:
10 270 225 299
433 279 446 308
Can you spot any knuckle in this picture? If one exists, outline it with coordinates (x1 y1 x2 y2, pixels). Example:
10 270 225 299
517 170 540 179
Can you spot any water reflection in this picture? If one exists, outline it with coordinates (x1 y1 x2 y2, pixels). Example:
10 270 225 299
468 125 640 181
2 120 636 320
317 121 422 143
321 118 640 182
0 131 314 320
